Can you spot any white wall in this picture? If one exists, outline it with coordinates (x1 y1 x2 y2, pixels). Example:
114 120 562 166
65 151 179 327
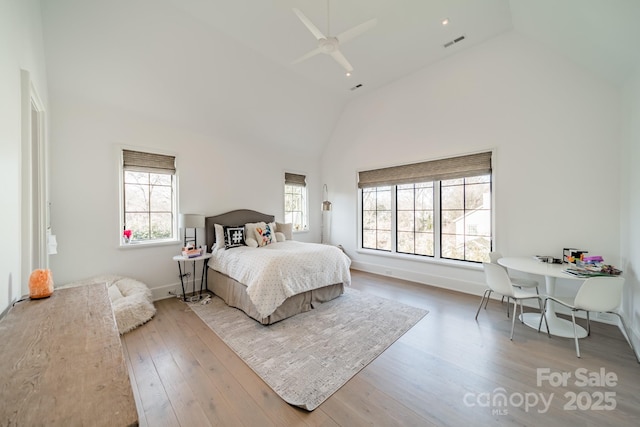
48 94 323 298
40 0 340 298
620 71 640 353
0 0 48 314
322 31 622 299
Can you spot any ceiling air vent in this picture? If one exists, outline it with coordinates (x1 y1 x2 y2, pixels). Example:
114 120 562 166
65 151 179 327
443 35 465 48
350 83 363 91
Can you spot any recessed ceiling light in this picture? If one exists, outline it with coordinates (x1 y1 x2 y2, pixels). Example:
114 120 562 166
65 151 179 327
442 18 449 26
345 71 352 77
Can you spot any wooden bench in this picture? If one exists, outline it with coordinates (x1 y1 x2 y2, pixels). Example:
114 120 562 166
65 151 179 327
0 283 138 426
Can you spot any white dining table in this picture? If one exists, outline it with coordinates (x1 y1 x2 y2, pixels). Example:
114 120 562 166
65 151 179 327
497 256 587 338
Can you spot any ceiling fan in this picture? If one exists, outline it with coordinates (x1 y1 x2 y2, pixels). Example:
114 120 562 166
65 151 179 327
291 1 377 75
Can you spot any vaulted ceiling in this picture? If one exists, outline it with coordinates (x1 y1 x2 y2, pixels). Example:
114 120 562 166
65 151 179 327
40 0 640 154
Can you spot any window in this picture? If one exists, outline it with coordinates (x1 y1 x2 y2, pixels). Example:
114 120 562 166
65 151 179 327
359 152 492 263
121 149 177 244
397 182 434 256
362 186 391 251
284 172 308 231
440 175 492 261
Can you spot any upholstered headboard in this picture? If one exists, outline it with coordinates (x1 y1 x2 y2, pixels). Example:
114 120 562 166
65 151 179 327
205 209 275 250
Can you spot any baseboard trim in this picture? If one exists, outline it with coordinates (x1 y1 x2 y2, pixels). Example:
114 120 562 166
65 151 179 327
350 260 483 296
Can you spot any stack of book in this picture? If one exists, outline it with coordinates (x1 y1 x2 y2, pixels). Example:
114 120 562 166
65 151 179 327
181 247 202 258
562 256 622 278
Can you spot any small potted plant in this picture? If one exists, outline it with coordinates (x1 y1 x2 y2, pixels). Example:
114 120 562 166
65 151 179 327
122 229 132 244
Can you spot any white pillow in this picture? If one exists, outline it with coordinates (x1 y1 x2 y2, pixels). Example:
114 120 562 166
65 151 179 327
276 222 293 240
214 223 225 250
245 237 258 248
275 232 286 242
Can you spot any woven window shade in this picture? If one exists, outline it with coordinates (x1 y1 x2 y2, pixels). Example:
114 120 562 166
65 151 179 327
285 172 306 187
123 149 176 174
358 152 491 188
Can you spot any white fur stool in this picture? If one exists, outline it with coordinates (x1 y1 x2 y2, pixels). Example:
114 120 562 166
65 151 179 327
62 275 156 334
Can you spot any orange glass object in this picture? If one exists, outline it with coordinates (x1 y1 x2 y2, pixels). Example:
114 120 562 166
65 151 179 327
29 269 54 299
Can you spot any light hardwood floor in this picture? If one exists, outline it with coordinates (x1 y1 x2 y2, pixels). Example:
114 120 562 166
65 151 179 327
121 270 640 426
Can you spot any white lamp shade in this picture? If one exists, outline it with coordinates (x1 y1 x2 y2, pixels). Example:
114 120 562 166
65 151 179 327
179 214 205 229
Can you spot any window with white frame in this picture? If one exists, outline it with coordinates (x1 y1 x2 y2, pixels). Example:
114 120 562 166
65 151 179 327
359 152 492 263
284 172 308 232
121 149 177 244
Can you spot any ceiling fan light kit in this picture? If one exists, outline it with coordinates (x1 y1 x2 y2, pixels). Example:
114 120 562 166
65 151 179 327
291 1 376 75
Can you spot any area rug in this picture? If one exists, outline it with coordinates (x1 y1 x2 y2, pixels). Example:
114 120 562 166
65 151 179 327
188 287 428 410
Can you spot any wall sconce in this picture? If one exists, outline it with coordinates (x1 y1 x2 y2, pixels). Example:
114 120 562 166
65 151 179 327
179 214 205 248
321 184 332 244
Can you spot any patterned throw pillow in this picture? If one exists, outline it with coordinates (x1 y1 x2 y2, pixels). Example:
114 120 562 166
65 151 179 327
223 226 245 249
254 223 275 247
245 222 265 242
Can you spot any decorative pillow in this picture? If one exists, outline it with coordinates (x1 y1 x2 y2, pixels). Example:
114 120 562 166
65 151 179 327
245 237 258 248
223 225 245 249
254 223 276 247
245 222 266 242
275 232 286 242
276 222 293 240
214 223 225 250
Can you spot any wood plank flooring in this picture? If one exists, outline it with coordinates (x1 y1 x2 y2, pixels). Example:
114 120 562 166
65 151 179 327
121 270 640 426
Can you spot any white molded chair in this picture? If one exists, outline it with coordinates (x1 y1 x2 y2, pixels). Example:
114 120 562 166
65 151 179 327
537 276 639 362
490 251 540 293
476 262 549 340
489 251 541 315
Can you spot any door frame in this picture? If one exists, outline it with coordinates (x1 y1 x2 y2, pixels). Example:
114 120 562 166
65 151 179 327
20 69 48 296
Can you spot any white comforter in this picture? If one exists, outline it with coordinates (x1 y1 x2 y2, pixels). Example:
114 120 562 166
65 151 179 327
211 241 351 318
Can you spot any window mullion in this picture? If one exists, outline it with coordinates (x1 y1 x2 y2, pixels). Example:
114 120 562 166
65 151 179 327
434 181 442 260
391 186 397 253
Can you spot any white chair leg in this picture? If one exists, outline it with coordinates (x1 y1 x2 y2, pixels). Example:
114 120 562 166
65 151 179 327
475 289 491 320
571 311 581 358
519 300 524 323
537 298 551 337
536 290 543 311
537 299 546 332
540 302 551 338
483 290 493 310
510 299 518 340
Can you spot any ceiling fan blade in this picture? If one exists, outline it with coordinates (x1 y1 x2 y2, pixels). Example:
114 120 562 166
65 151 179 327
330 49 354 72
292 8 325 40
291 47 323 65
335 18 377 44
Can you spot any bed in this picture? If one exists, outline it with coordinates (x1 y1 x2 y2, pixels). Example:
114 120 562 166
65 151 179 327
204 209 351 324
